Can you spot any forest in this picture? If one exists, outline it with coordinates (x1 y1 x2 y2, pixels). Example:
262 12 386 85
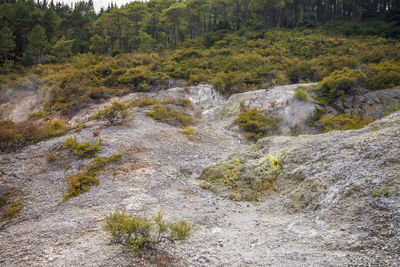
1 0 400 67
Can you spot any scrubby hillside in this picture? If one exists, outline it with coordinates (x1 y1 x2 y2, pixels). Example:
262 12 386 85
0 83 399 266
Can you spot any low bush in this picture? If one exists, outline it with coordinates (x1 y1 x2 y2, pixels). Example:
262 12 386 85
93 100 132 125
65 136 102 159
365 61 400 90
103 208 191 254
234 108 279 140
61 153 122 202
0 119 69 153
146 105 193 127
318 67 366 103
294 87 310 101
316 114 375 132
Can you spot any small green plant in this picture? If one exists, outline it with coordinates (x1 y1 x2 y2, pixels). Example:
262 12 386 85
103 208 191 254
234 108 279 140
47 153 56 163
294 87 310 101
372 185 397 197
93 100 132 125
61 153 122 202
2 199 23 221
181 128 195 135
0 186 24 222
65 136 102 159
146 105 193 127
199 181 211 189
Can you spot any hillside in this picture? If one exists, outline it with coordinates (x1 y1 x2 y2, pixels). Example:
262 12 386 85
0 84 399 266
1 0 400 266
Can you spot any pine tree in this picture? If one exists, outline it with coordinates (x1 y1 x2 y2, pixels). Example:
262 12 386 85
51 36 73 62
23 25 48 65
0 24 16 65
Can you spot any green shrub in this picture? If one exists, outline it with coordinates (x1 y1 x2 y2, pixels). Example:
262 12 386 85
146 105 193 127
103 208 191 254
366 61 400 90
212 71 251 94
93 100 132 125
181 128 195 135
287 61 313 83
294 87 310 101
316 114 375 132
234 108 279 140
116 66 151 91
318 67 366 103
0 186 24 222
0 119 69 153
61 153 122 202
65 136 102 159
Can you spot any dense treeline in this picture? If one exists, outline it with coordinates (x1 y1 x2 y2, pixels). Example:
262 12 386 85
1 0 400 68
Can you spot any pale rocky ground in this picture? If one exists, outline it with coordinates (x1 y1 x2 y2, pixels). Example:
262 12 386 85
0 84 399 266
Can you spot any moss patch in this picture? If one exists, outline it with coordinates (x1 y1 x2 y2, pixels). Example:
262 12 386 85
199 154 282 201
372 185 397 197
